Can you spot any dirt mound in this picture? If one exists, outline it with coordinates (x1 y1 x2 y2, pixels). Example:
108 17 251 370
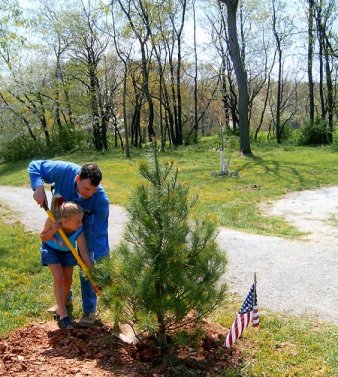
0 321 240 377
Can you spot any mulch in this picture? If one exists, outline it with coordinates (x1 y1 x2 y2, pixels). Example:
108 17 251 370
0 320 242 376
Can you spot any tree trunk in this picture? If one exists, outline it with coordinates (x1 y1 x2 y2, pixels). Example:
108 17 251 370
37 94 51 147
88 63 102 150
272 0 282 144
222 0 251 154
255 75 271 141
123 65 130 158
63 87 75 128
192 0 198 143
316 6 326 121
176 35 183 145
169 57 179 145
324 37 333 143
54 52 63 132
307 0 315 125
140 42 156 141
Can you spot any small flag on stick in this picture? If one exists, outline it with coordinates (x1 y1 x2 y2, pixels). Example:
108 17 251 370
224 279 259 348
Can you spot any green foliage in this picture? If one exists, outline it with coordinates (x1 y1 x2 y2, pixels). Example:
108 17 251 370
0 135 46 161
50 126 92 154
95 144 227 348
183 127 199 145
298 119 330 145
0 125 91 162
279 123 299 144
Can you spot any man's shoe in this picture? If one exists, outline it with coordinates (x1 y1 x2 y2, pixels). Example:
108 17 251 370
79 312 96 327
59 316 74 330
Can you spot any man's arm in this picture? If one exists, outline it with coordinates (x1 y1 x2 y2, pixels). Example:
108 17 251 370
28 160 48 206
28 160 72 206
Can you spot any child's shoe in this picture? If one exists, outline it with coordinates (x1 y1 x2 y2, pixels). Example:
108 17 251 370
59 316 74 330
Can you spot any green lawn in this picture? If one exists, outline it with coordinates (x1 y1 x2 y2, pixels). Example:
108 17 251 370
212 305 338 377
0 141 337 376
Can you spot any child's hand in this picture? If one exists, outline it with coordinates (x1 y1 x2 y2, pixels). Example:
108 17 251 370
52 222 61 231
40 220 62 242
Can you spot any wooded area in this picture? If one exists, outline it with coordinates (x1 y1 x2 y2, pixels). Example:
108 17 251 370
0 0 337 158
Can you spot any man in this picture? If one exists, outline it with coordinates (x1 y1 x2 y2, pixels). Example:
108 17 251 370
28 160 109 327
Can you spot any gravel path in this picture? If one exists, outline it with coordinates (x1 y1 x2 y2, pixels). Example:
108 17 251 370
0 186 337 324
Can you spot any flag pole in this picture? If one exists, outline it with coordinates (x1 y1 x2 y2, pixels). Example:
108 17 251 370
254 272 257 302
253 272 259 329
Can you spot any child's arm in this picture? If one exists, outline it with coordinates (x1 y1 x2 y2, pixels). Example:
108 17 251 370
40 218 60 242
77 233 94 270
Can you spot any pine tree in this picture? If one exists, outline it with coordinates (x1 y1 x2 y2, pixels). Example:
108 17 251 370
95 144 227 349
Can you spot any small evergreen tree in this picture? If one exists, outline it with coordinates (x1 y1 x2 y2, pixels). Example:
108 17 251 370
95 144 227 349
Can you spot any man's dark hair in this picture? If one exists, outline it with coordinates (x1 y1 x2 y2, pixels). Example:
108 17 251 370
79 163 102 186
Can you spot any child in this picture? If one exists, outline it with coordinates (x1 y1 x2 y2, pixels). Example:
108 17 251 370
40 195 92 329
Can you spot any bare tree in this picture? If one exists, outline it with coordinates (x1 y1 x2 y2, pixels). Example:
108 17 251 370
219 0 251 155
314 0 336 143
209 7 236 129
65 0 110 150
116 0 156 142
107 3 130 156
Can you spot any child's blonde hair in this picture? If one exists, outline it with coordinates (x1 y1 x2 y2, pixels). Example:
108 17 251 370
51 194 84 221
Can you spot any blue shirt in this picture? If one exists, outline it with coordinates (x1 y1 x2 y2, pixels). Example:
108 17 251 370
46 226 83 252
28 160 110 258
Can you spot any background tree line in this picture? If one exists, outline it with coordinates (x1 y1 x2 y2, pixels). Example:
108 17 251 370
0 0 337 160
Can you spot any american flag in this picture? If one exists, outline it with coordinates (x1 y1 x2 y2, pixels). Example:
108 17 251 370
223 158 230 171
224 283 259 348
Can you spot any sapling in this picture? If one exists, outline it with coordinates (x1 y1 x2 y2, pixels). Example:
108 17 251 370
95 144 227 349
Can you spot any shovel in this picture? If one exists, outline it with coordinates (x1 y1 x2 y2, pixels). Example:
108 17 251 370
42 203 102 296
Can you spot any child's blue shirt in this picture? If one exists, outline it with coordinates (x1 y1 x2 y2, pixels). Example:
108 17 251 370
46 226 83 252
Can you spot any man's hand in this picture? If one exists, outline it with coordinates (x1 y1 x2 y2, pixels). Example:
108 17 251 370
33 185 48 207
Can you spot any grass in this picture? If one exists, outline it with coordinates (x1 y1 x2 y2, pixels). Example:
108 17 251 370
0 205 48 335
0 140 338 375
247 317 338 376
0 205 83 337
211 299 338 377
1 140 338 237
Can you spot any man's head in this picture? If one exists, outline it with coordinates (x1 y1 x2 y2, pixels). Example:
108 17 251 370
75 163 102 199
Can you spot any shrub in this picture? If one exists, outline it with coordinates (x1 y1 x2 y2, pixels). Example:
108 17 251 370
50 126 91 154
298 119 330 145
0 135 46 161
279 123 298 144
0 125 92 162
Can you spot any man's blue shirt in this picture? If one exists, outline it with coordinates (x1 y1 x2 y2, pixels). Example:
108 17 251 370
28 160 109 258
